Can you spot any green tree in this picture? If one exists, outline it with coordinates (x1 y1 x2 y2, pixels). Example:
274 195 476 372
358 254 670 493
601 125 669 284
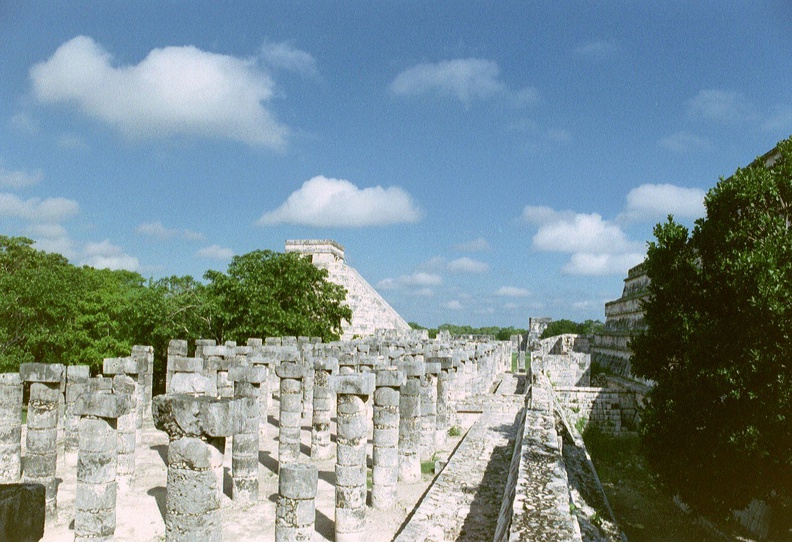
203 250 351 343
540 319 602 339
0 236 84 370
631 137 792 514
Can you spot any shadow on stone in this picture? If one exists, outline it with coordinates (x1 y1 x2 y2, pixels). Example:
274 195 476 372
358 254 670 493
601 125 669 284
147 486 167 522
268 414 279 428
150 444 168 465
0 483 46 542
223 466 233 498
317 468 335 486
457 421 519 542
300 441 311 457
258 450 278 474
315 506 334 540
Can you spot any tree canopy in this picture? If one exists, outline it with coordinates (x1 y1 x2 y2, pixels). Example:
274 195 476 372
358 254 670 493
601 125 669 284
0 238 351 390
539 319 603 339
631 137 792 514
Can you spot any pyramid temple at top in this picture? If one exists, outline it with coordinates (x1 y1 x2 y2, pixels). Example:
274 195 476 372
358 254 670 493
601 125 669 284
285 239 411 340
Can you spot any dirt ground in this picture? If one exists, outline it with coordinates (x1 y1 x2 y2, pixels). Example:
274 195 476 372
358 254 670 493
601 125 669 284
39 404 472 542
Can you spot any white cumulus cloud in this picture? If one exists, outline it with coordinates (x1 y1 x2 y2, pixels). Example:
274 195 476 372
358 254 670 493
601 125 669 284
377 272 442 292
0 166 43 189
259 40 318 77
30 35 288 148
258 176 422 227
687 89 754 123
0 193 79 222
520 205 644 276
196 244 234 260
495 286 530 297
444 300 463 310
137 221 205 241
80 240 139 271
447 257 489 274
621 183 706 222
390 58 504 104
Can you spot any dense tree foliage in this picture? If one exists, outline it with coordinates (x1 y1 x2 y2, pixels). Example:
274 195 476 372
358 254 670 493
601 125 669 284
203 250 350 343
540 319 603 339
0 238 351 389
631 137 792 514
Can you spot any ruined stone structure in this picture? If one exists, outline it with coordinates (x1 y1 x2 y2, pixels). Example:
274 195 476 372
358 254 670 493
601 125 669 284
285 240 411 340
3 331 634 542
590 262 650 377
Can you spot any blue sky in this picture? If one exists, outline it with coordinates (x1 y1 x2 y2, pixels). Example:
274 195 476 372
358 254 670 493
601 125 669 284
1 2 791 328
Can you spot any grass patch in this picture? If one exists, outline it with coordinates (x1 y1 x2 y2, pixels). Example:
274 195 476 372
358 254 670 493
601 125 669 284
448 425 461 437
511 352 518 373
420 460 435 475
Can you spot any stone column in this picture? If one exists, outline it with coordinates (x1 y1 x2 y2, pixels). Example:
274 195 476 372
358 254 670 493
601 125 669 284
228 365 266 503
300 356 314 426
132 345 154 425
64 366 90 455
435 357 453 450
397 359 424 483
371 368 404 509
331 373 375 542
152 394 247 542
103 356 145 436
73 392 130 542
166 340 188 393
20 362 64 521
170 357 214 396
276 362 305 465
112 375 137 492
419 362 439 461
275 463 318 542
311 357 338 460
0 373 22 483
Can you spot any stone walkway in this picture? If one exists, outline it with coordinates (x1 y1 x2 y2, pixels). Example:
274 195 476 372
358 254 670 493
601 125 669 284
395 378 525 541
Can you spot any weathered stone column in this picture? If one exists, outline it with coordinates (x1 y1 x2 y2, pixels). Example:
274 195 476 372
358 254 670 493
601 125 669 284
153 394 247 542
419 362 439 461
276 362 305 465
170 357 214 396
20 362 64 521
434 357 453 450
311 357 338 460
372 368 404 509
132 345 154 425
73 392 130 542
397 359 424 483
300 355 315 426
103 356 146 437
0 372 23 483
166 340 188 393
64 365 90 456
332 372 375 542
112 375 137 492
228 365 266 503
275 462 318 542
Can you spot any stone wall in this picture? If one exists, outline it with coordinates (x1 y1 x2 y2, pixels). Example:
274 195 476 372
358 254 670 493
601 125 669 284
285 239 411 340
555 387 639 434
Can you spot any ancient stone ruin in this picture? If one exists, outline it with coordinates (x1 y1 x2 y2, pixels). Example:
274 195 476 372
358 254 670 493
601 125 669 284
0 329 636 542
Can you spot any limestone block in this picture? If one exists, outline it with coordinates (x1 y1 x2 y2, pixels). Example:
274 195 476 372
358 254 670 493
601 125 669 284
331 373 375 396
228 365 267 384
397 359 425 378
276 362 306 379
375 368 405 388
170 357 204 372
102 356 144 375
152 395 247 439
73 392 130 419
19 363 63 383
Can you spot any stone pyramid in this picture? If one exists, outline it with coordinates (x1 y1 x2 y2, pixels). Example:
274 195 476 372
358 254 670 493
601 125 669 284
285 240 411 340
